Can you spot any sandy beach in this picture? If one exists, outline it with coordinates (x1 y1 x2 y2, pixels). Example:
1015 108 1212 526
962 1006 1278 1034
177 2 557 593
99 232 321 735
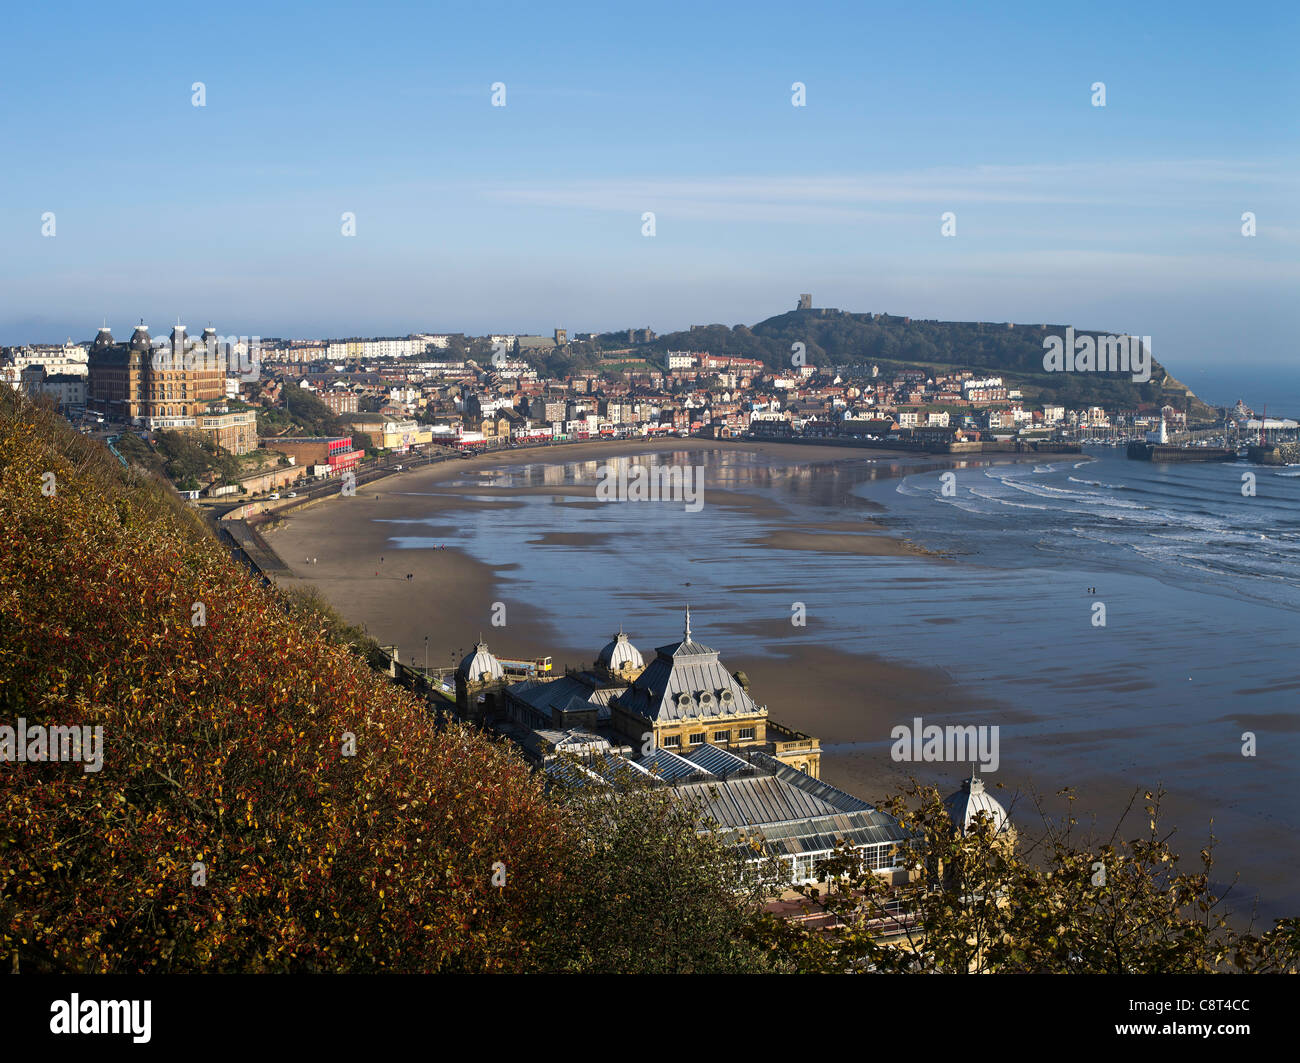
262 438 998 797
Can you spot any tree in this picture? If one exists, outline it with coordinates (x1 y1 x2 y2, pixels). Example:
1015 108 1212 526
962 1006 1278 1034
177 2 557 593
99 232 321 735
258 388 346 438
540 761 789 973
752 780 1299 974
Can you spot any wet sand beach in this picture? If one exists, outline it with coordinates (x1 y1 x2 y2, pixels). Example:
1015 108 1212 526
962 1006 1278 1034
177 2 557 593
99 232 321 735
264 437 984 800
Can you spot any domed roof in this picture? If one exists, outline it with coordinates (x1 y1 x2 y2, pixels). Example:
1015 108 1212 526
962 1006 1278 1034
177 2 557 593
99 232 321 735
596 628 644 673
943 772 1010 837
457 641 504 682
91 326 114 349
129 323 151 351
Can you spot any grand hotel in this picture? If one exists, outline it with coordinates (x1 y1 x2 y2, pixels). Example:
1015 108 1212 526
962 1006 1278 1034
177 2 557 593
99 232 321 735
87 322 227 428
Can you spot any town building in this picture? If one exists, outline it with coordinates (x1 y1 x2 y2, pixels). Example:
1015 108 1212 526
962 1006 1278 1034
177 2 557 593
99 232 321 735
1 341 88 379
14 367 88 411
453 614 907 886
87 323 226 428
456 611 820 776
197 406 259 455
325 337 428 360
260 435 363 474
318 390 359 415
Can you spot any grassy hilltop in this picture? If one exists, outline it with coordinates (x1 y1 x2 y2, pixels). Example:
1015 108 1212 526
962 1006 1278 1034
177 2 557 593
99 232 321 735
602 308 1216 419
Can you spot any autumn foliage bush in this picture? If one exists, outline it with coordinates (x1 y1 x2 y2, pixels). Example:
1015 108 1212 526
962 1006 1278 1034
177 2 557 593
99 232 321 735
0 393 776 972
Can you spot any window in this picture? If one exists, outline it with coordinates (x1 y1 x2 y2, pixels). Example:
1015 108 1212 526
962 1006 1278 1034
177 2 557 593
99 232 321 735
789 853 818 884
662 734 681 748
713 730 730 743
738 727 755 741
863 844 900 871
688 733 705 745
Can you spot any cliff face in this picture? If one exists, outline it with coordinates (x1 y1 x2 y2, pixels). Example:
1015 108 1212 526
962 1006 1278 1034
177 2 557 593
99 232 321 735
1158 368 1216 419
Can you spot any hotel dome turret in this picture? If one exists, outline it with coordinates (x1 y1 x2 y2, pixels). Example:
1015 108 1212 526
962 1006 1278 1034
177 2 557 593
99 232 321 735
457 641 505 683
943 771 1011 838
454 640 508 723
595 628 645 680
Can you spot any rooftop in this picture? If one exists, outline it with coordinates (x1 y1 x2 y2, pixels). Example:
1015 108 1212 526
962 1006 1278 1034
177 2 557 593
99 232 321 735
613 609 763 724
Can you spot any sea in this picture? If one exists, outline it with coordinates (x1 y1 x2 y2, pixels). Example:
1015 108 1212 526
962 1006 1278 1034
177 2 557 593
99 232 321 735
1179 363 1300 420
386 444 1300 922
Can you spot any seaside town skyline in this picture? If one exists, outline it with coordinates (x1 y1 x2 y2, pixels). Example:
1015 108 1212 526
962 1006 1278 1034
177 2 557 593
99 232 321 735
6 299 1297 461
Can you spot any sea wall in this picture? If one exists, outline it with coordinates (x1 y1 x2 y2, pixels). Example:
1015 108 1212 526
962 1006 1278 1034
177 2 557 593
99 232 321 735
1127 443 1236 463
1247 443 1300 466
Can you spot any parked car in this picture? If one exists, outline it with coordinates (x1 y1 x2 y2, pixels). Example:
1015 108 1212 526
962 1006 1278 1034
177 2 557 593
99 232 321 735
268 493 280 500
287 491 297 498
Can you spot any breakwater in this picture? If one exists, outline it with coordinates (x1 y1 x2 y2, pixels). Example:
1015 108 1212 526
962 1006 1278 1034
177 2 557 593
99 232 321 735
1247 443 1300 465
1126 442 1236 463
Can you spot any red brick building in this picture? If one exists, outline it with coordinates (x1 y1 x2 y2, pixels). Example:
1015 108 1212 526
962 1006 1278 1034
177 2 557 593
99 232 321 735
261 435 363 474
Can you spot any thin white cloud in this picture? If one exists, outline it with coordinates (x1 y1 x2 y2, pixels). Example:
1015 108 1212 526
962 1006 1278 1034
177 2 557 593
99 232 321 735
475 161 1299 219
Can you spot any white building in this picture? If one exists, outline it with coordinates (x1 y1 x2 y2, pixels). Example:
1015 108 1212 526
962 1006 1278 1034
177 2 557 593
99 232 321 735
3 342 89 378
326 337 428 360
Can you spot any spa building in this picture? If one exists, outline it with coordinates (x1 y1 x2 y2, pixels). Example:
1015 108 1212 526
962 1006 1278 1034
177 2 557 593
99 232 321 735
454 611 911 885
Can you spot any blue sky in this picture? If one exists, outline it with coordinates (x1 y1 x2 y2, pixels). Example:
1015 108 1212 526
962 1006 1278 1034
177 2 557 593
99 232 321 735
1 0 1296 376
